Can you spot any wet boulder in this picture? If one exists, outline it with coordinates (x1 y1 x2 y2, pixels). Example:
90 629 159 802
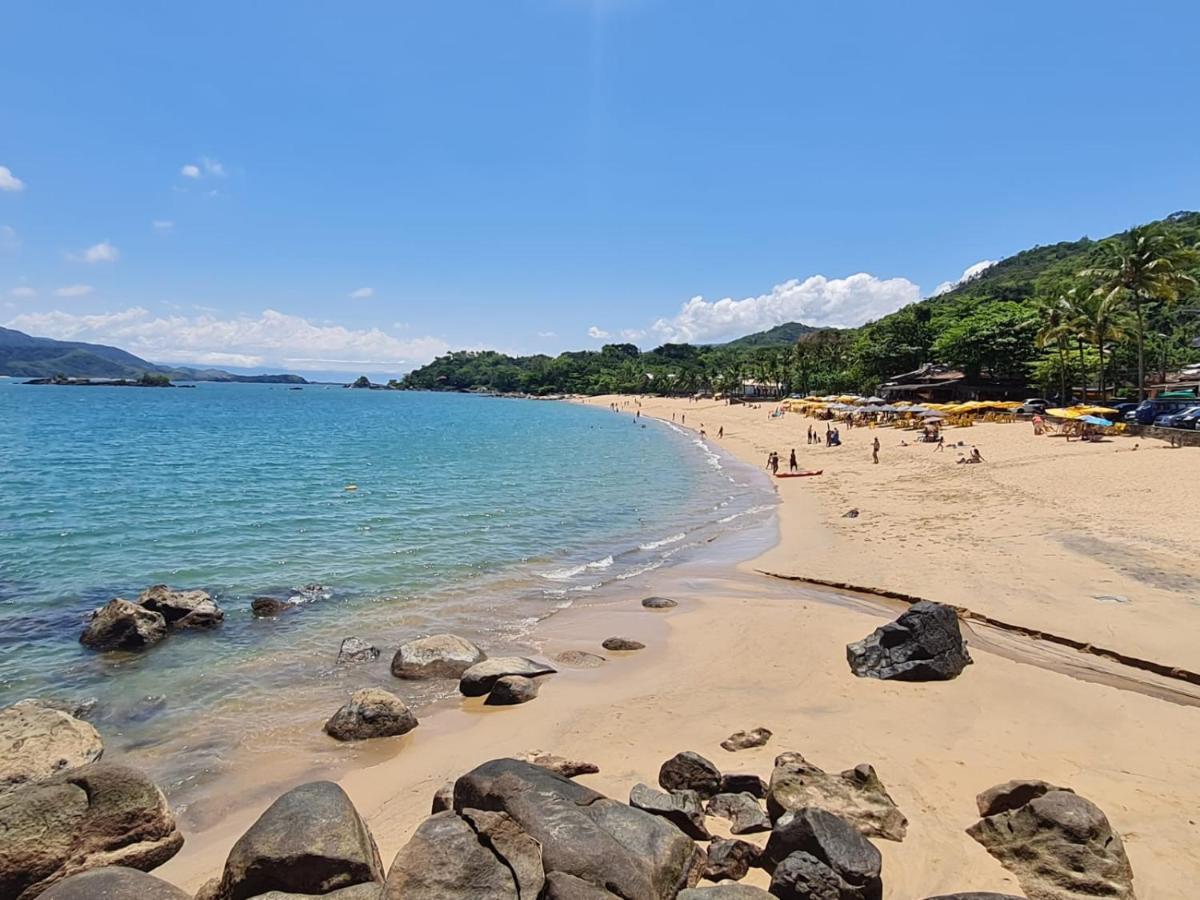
846 601 972 682
458 657 556 697
391 634 486 680
484 675 540 705
324 689 418 742
251 597 291 618
0 700 103 793
767 754 907 841
762 808 882 900
0 763 183 900
629 783 710 840
336 637 380 666
79 600 167 651
136 585 223 629
658 750 722 799
37 866 190 900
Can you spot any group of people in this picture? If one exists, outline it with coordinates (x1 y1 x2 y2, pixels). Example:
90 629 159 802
766 449 800 474
806 424 841 447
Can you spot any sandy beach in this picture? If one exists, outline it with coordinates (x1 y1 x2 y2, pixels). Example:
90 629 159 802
147 394 1200 899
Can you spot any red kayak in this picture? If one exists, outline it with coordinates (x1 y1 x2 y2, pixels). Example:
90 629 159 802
775 470 823 478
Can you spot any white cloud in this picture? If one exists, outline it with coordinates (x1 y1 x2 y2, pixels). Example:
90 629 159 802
72 240 120 264
537 330 557 338
587 326 610 339
10 286 36 298
349 287 375 299
0 166 25 192
152 220 174 232
4 307 450 374
648 273 922 344
932 259 997 297
180 164 201 179
181 158 225 180
620 328 645 340
55 284 94 297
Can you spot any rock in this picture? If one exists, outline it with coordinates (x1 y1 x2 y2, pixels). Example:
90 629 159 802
460 808 544 897
0 700 103 793
0 763 183 900
458 657 556 697
22 698 98 721
37 866 190 899
601 637 644 651
641 596 678 609
290 584 331 604
391 634 486 680
79 600 167 651
762 808 882 900
324 689 418 742
336 638 380 666
383 810 526 899
629 783 710 840
679 888 774 900
484 675 540 705
210 781 383 900
923 894 1025 900
251 887 382 900
542 871 622 898
553 650 607 669
658 751 722 800
843 508 860 518
966 788 1134 900
430 781 454 814
706 793 770 835
975 778 1073 817
513 750 599 778
251 598 291 618
769 851 854 900
703 838 759 881
720 727 772 752
720 773 767 798
136 585 223 629
453 757 703 899
846 601 972 682
767 757 907 841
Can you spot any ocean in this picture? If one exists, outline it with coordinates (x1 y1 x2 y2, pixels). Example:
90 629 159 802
0 381 775 815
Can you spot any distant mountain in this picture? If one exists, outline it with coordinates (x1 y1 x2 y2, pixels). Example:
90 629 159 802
717 321 821 348
0 327 307 383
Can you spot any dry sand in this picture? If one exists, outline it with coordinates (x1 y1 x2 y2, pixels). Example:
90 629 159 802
157 395 1200 899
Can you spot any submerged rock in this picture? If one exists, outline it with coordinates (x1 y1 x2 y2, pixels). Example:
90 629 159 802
629 783 710 840
767 754 907 841
484 675 540 705
658 751 722 800
336 637 380 666
0 763 183 900
513 750 599 778
391 634 486 680
553 650 607 669
720 727 772 752
458 657 556 697
136 585 223 629
324 689 418 742
967 787 1134 900
601 637 645 651
79 600 167 651
0 700 103 793
846 601 972 682
251 597 291 618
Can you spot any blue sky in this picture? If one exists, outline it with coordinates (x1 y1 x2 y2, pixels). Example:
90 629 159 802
2 0 1198 377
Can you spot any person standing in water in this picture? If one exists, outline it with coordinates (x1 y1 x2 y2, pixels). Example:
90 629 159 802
872 436 880 464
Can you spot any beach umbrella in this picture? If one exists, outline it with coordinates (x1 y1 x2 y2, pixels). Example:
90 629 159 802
1079 415 1113 426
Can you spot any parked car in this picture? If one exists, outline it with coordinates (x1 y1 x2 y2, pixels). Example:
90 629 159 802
1110 402 1138 419
1016 398 1051 415
1154 406 1200 429
1133 396 1200 425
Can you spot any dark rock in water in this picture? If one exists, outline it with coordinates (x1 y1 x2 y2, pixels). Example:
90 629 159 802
136 585 223 629
923 894 1026 900
430 781 455 814
0 762 184 900
767 756 907 841
601 637 645 651
79 599 167 651
642 596 678 609
975 778 1073 817
458 657 556 697
967 788 1134 900
720 773 768 798
0 700 103 793
706 792 770 835
553 650 607 669
846 601 972 682
38 866 190 900
336 638 380 666
324 689 418 742
120 695 167 725
720 727 772 752
290 584 331 604
658 751 722 800
762 807 882 900
679 888 774 899
208 780 383 900
513 750 599 778
484 675 540 706
453 757 703 899
391 634 486 680
703 838 760 882
629 783 710 840
542 871 622 899
251 597 291 618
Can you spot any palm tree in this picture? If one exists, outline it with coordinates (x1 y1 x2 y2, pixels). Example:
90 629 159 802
1035 294 1075 403
1082 226 1199 399
1079 289 1130 399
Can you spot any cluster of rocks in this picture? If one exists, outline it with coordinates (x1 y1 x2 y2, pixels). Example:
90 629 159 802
846 600 973 682
79 585 224 651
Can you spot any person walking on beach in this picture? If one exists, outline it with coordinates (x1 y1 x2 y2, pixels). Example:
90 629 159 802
718 425 724 439
935 434 945 452
789 449 798 472
766 451 779 474
872 436 880 464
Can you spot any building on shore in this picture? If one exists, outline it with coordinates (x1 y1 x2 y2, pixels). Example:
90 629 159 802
878 363 1027 403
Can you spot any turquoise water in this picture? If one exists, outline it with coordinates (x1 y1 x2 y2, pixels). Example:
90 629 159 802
0 381 774 801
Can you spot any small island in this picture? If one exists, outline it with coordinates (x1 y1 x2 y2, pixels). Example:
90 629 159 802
24 372 178 387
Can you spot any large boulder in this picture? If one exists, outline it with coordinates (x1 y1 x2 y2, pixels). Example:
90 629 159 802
484 675 540 705
975 778 1073 817
391 635 486 680
706 792 770 834
136 585 223 629
453 757 703 899
658 751 722 799
37 866 189 900
458 657 556 697
0 700 103 793
767 753 907 841
846 601 972 681
324 689 418 742
336 638 380 666
762 808 882 900
629 783 710 840
0 763 183 900
967 787 1134 900
542 871 622 898
208 781 383 900
79 600 167 651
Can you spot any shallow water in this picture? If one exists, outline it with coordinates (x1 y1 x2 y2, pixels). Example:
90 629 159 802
0 383 775 806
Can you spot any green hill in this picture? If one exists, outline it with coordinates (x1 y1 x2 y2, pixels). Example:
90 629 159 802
718 322 820 349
